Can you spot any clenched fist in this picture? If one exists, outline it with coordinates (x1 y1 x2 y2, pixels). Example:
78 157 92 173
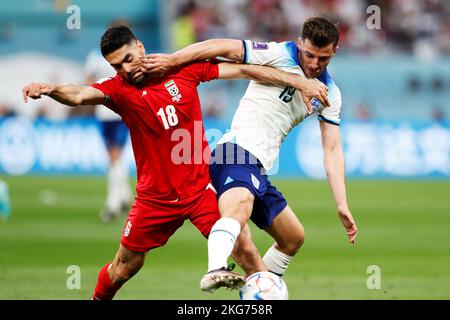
22 83 56 102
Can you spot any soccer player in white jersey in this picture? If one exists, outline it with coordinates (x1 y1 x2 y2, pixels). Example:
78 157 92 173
84 46 133 222
141 17 358 292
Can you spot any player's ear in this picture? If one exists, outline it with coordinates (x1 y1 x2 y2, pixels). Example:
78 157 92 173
297 37 303 49
333 45 338 54
136 40 145 53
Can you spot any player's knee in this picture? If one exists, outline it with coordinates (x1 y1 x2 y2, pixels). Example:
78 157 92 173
297 224 305 246
279 226 305 256
293 225 306 252
230 190 253 211
280 241 302 257
220 189 254 226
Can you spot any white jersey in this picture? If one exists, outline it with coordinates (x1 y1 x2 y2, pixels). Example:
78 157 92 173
218 40 342 171
84 49 122 121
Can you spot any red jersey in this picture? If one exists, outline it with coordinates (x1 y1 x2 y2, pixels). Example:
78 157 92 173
92 62 219 202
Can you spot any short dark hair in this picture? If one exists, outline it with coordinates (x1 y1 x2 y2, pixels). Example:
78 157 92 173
100 25 137 57
301 17 339 48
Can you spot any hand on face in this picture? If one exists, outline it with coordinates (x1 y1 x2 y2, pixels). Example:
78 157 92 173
139 53 177 77
128 56 146 84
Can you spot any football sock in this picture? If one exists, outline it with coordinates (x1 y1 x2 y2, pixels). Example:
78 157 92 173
106 160 126 213
116 158 132 207
119 169 132 208
207 217 241 272
92 263 122 300
262 244 293 277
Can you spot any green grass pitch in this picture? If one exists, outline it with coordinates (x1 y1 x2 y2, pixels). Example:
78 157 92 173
0 176 449 299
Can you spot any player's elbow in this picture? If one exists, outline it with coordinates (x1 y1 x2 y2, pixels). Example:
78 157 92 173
322 138 341 155
323 150 345 175
323 144 337 155
210 39 244 61
322 151 334 169
69 95 83 106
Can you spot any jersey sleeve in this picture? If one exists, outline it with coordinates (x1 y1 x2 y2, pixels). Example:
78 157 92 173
90 76 122 114
182 61 219 85
242 40 293 67
318 82 342 126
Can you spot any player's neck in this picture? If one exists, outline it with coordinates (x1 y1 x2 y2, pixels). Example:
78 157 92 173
296 53 310 79
299 65 313 79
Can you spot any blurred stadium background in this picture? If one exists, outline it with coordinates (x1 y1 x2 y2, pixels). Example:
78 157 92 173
0 0 449 299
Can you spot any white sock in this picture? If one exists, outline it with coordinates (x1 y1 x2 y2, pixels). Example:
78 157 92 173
263 244 293 276
118 161 132 205
106 160 125 212
207 217 241 272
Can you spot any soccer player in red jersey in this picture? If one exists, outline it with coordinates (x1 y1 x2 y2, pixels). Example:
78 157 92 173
22 25 325 299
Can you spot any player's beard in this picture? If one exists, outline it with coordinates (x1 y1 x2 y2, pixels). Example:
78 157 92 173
128 71 146 85
129 51 148 85
305 67 322 78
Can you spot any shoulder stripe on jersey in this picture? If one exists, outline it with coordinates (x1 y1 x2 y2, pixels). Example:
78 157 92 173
242 40 248 64
318 114 340 126
317 69 332 86
286 41 300 66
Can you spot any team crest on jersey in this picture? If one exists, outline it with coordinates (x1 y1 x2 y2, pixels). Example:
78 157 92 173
164 80 182 102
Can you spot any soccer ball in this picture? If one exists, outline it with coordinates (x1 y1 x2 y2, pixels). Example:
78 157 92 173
239 271 288 300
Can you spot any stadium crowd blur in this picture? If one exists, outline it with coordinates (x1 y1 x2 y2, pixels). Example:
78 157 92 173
172 0 450 55
173 0 450 120
1 0 449 121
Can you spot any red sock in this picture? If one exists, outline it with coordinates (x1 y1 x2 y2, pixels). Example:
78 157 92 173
92 263 122 300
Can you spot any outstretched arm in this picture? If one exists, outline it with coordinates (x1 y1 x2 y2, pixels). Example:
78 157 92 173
140 39 244 75
139 39 329 110
320 121 357 244
22 83 105 106
173 39 245 63
218 63 328 109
